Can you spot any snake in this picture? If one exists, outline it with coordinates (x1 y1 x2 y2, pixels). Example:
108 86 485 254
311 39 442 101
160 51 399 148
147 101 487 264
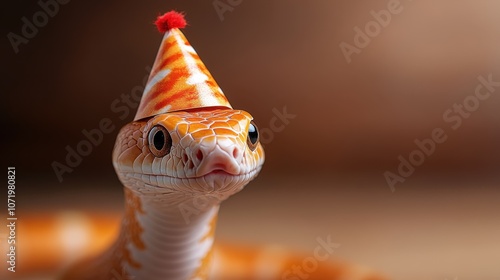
59 10 387 280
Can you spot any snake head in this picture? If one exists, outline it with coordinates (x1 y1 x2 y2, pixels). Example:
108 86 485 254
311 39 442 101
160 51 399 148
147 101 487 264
112 108 264 205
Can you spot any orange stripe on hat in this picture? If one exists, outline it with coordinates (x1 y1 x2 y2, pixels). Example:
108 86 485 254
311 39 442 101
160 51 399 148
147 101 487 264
134 11 232 121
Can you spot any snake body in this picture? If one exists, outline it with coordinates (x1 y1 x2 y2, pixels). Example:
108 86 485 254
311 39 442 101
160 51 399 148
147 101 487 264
61 10 386 280
63 109 263 280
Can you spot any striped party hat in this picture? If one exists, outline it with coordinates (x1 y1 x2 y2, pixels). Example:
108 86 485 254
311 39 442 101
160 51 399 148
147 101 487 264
134 11 232 121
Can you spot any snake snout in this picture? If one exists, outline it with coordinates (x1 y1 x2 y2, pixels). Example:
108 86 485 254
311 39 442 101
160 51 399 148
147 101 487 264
192 144 243 177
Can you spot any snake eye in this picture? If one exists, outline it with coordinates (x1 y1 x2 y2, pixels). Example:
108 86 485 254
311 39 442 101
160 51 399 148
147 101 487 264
148 125 172 157
247 121 259 151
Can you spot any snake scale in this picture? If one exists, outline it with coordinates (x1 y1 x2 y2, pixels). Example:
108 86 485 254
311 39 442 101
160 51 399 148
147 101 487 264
60 10 387 280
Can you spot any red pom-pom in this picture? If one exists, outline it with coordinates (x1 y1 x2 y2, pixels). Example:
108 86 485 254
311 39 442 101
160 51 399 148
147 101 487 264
155 11 187 33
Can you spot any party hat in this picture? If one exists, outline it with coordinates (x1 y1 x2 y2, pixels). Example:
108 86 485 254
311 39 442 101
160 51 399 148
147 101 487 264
134 11 232 121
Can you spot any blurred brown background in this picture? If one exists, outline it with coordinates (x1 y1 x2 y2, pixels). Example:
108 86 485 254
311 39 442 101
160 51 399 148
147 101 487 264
3 0 500 183
2 0 500 279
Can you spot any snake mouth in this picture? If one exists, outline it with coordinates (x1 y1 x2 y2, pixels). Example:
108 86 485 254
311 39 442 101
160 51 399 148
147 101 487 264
203 170 233 176
119 167 261 193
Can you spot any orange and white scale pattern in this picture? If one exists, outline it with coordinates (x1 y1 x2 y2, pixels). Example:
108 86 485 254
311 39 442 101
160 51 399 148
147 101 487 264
123 190 219 280
114 110 264 198
109 109 265 280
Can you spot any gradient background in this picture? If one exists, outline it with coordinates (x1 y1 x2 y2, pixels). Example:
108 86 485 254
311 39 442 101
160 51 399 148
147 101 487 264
2 0 500 279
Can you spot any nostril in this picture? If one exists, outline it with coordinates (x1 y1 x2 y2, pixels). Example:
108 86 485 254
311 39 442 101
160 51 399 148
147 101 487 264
196 149 204 162
182 153 188 163
232 147 239 159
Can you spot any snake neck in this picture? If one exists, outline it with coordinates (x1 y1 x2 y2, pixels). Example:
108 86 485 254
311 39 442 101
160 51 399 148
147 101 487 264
114 188 219 280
